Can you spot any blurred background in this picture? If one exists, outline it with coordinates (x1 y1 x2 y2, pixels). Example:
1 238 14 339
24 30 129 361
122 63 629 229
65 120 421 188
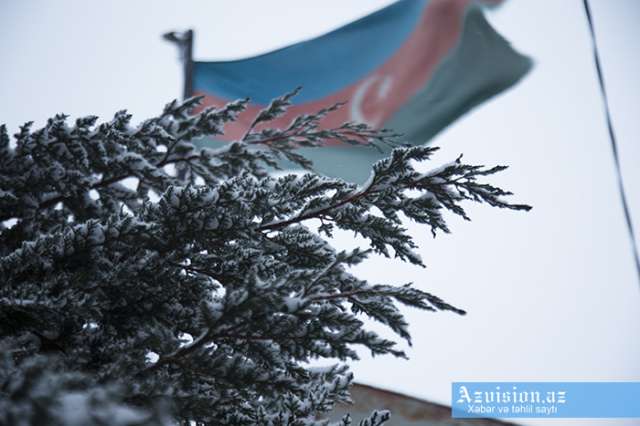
1 1 639 425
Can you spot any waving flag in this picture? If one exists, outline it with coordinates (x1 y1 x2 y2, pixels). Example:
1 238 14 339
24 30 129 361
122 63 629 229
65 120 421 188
190 0 531 182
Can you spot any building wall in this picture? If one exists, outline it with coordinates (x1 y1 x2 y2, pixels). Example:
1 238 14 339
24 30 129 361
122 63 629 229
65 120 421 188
326 384 518 426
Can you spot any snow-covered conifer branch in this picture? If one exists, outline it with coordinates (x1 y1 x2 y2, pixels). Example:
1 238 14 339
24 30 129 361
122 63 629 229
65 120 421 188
0 93 529 425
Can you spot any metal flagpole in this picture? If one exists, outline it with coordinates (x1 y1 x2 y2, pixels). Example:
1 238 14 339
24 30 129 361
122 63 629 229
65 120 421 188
582 0 640 287
163 29 195 181
163 29 194 100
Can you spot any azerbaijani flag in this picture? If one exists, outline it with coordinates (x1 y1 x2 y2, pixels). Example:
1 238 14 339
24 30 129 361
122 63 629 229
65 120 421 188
192 0 531 182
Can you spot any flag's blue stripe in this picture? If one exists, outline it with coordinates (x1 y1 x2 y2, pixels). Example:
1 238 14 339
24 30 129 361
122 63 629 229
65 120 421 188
192 0 427 104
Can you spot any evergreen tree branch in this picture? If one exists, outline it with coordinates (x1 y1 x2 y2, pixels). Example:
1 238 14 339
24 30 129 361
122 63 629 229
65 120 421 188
0 93 529 425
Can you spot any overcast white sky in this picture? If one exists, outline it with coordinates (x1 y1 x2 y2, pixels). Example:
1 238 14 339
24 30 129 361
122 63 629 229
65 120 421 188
1 1 639 425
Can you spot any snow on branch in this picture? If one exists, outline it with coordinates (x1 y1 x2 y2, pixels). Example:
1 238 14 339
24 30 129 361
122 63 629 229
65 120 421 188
0 93 529 425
